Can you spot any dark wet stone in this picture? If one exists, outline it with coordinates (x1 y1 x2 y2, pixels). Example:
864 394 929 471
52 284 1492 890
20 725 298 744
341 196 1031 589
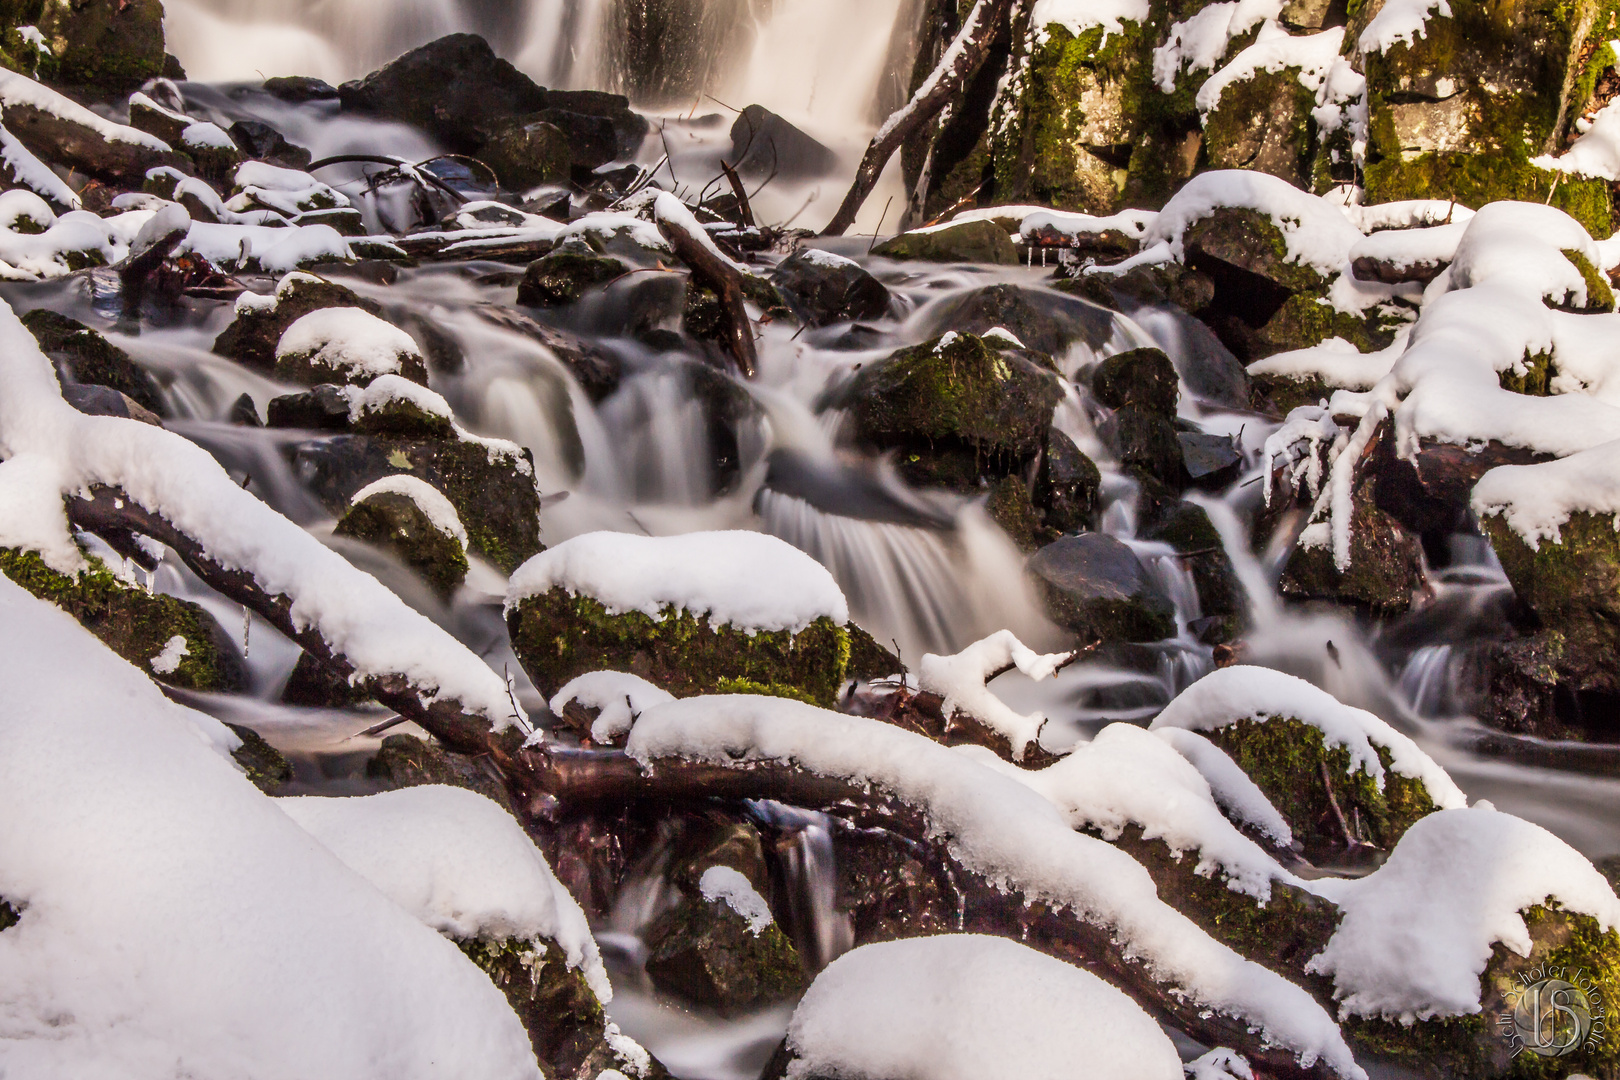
729 103 838 180
1034 427 1102 535
228 392 262 427
1101 405 1184 490
1092 346 1178 417
542 89 649 160
1280 478 1423 617
480 116 572 189
228 119 313 170
931 282 1114 357
769 248 892 328
537 108 619 170
23 308 165 416
986 474 1046 552
643 894 805 1015
1179 431 1243 490
1027 533 1176 643
62 383 163 425
225 722 293 794
334 486 469 600
1145 502 1245 642
279 650 371 709
267 384 351 431
366 732 517 812
262 75 339 102
518 248 629 307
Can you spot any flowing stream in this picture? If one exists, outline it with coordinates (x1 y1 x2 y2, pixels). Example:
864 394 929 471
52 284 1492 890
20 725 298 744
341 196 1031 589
58 1 1620 1072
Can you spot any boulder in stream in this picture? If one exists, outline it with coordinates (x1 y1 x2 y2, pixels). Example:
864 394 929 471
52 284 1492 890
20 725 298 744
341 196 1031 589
1027 533 1176 643
770 248 892 327
23 308 165 416
333 476 469 601
871 219 1018 265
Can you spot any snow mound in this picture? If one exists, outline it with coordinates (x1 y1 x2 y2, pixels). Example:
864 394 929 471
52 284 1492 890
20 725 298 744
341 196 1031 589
0 574 540 1080
1145 170 1364 278
626 694 1364 1077
277 307 424 382
548 670 675 744
785 934 1183 1080
1537 96 1620 180
1307 806 1620 1021
279 785 609 1001
1151 666 1466 806
507 531 850 633
1155 727 1294 847
917 630 1070 760
1472 438 1620 547
1031 0 1153 40
698 866 774 934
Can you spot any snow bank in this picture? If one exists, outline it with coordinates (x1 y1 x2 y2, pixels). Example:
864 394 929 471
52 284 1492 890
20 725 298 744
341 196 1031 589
1347 220 1466 274
626 694 1364 1077
279 786 608 1000
1307 807 1620 1021
1145 170 1363 278
917 630 1070 760
350 474 468 550
548 670 675 743
785 934 1182 1080
0 298 514 725
0 575 540 1079
1151 666 1466 806
1445 201 1598 306
698 866 774 934
277 307 424 381
507 531 849 633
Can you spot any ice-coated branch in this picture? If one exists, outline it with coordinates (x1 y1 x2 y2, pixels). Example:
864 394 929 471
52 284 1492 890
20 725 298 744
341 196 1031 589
820 0 1016 237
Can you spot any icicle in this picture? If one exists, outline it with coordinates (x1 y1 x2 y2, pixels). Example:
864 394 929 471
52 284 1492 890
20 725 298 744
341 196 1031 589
241 605 251 658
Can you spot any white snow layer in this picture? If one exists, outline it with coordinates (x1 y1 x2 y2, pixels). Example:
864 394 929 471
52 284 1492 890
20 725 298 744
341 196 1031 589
548 670 676 743
917 630 1071 760
349 473 468 550
340 373 454 424
0 298 515 726
278 786 610 1000
1307 807 1620 1021
1154 727 1295 847
0 575 541 1080
784 935 1183 1080
507 530 850 633
1194 25 1347 117
1154 0 1283 91
1538 96 1620 180
276 307 424 381
697 866 774 934
1358 0 1451 53
1151 666 1467 807
0 68 170 150
1031 0 1153 39
625 694 1364 1078
1146 170 1364 278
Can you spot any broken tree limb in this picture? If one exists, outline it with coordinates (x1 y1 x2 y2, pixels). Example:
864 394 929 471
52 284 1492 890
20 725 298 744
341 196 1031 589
819 0 1015 237
652 191 758 377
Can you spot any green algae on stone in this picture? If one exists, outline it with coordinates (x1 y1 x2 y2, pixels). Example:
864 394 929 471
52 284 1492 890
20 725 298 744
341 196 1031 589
333 487 469 601
0 548 244 692
1561 248 1616 312
872 218 1018 264
1499 350 1557 396
644 896 806 1015
1204 715 1442 864
507 590 855 706
224 722 294 794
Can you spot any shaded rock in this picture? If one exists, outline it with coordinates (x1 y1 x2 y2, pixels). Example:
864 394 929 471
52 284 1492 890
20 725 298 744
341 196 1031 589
508 589 854 705
338 34 549 154
0 548 245 693
279 649 371 709
929 282 1114 357
225 722 293 794
287 434 542 573
1179 431 1243 490
832 824 954 946
1027 533 1176 642
23 308 164 416
262 76 339 102
985 474 1046 552
1368 434 1547 547
37 0 167 93
366 732 515 814
872 219 1018 265
480 116 571 189
729 103 837 179
473 307 623 402
644 892 804 1015
769 248 892 327
1100 405 1183 490
266 384 352 431
542 89 649 160
518 248 629 307
228 393 262 427
1034 427 1102 535
213 274 378 370
62 383 162 425
1145 502 1245 643
228 119 313 171
4 92 182 185
1091 346 1178 417
1201 66 1316 189
833 331 1063 491
534 108 618 171
1280 479 1424 617
333 485 469 600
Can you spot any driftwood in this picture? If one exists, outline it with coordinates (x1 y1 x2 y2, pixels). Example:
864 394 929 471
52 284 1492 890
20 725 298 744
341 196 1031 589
819 0 1015 237
654 205 759 378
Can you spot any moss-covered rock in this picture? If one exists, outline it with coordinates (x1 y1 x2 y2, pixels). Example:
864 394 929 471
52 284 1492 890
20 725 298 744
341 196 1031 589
36 0 166 94
213 275 379 371
0 548 245 693
1092 346 1179 417
1027 532 1177 642
769 248 893 327
366 732 519 817
286 433 542 574
225 722 293 794
333 486 469 600
1203 715 1442 864
508 590 855 705
518 248 629 307
479 115 572 190
22 308 165 417
1101 403 1185 489
1201 66 1316 188
871 219 1018 264
643 896 805 1015
985 473 1048 551
833 331 1063 491
1280 475 1425 617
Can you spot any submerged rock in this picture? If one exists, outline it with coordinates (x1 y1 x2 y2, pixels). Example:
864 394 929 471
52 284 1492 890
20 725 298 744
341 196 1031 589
1027 533 1176 643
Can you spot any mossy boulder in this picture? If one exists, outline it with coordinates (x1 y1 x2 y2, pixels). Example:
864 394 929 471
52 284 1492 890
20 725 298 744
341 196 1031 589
871 219 1018 264
833 331 1063 491
0 548 245 692
36 0 167 94
1201 66 1316 188
643 893 805 1015
480 116 572 190
517 248 629 307
1101 404 1185 489
1356 0 1614 237
213 275 380 371
22 308 165 416
1027 532 1177 642
1034 426 1102 534
333 486 469 601
985 473 1048 551
285 433 543 574
1280 476 1425 617
507 591 855 706
1092 346 1180 417
225 722 294 794
1202 716 1442 865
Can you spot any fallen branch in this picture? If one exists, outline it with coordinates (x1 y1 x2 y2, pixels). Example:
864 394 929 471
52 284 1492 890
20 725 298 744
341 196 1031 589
819 0 1014 236
652 191 758 377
